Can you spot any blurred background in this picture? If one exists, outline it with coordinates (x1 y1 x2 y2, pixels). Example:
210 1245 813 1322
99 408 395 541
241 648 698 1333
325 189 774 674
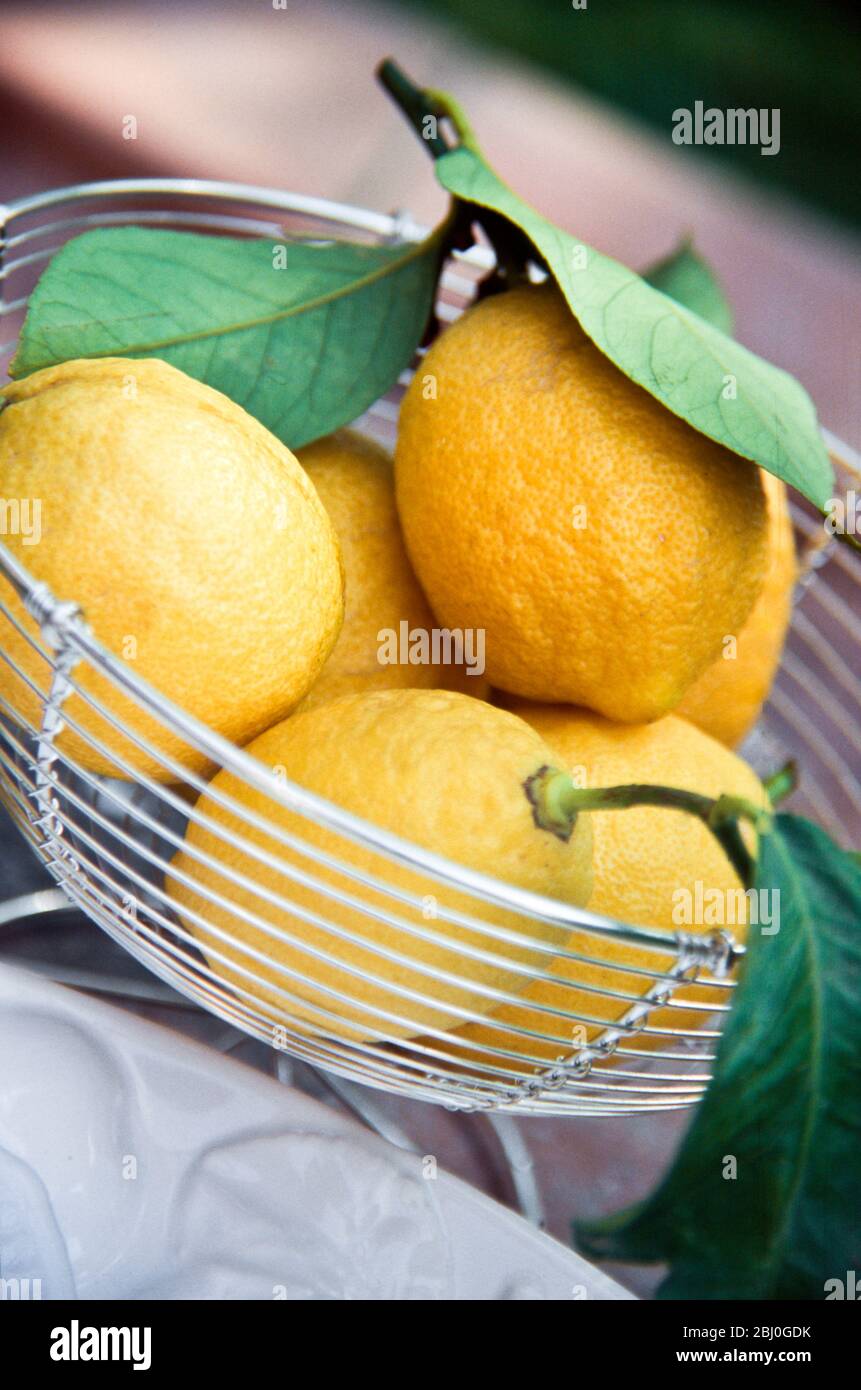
0 0 859 444
0 0 859 1297
399 0 861 231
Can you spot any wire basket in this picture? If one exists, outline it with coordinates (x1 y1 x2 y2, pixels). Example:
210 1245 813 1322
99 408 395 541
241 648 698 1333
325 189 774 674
1 179 858 1117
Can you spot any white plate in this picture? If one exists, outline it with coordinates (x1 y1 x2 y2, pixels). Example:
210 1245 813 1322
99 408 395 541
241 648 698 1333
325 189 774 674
0 963 633 1301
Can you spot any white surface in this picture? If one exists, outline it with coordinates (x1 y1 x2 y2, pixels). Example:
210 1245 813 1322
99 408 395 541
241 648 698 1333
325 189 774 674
0 963 633 1300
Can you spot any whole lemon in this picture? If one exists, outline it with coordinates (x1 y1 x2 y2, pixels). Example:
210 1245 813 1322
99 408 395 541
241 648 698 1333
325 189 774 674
296 430 487 709
395 283 769 723
168 688 593 1042
0 358 343 780
456 702 768 1066
677 470 796 746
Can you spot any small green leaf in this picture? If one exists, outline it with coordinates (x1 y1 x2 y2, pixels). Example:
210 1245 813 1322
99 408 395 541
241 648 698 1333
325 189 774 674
574 814 861 1299
435 145 833 509
643 240 734 335
11 224 447 449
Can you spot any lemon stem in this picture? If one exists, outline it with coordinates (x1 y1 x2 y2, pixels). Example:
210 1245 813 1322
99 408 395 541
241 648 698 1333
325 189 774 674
525 766 769 889
763 759 797 806
377 59 452 158
377 57 542 284
378 59 484 156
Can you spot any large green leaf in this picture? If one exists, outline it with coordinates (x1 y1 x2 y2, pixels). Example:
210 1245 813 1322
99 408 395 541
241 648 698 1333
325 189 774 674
435 146 833 508
11 224 446 449
575 814 861 1299
643 240 734 336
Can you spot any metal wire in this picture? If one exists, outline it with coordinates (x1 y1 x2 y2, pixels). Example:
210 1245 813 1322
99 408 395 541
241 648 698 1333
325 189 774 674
1 178 857 1116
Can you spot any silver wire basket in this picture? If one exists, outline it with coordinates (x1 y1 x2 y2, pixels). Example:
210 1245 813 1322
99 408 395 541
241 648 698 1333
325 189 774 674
1 179 858 1117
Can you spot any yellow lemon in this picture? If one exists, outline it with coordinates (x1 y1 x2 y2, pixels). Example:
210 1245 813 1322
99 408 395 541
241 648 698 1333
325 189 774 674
395 283 769 723
0 358 343 780
456 702 768 1066
168 688 593 1042
677 470 796 746
296 430 487 709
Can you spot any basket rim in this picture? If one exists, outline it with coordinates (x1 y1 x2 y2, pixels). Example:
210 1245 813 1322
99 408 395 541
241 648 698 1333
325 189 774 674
0 176 428 241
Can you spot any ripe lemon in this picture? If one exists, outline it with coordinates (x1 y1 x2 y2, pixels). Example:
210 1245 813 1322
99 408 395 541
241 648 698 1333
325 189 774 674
167 688 593 1042
296 430 487 709
456 702 768 1066
677 470 796 746
395 283 769 723
0 358 344 780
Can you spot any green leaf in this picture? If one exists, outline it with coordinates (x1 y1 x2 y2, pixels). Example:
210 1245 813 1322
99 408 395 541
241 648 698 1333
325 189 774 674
574 814 861 1299
11 224 447 449
435 145 833 509
643 240 734 335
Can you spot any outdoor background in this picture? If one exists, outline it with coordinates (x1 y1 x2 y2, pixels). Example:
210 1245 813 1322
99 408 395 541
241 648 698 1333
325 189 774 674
0 0 859 1296
1 0 859 450
396 0 861 231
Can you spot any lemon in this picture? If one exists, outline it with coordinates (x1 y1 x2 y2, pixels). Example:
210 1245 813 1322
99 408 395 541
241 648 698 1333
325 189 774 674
0 358 344 780
296 430 487 709
456 702 768 1065
678 470 796 746
395 283 769 723
168 688 593 1042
